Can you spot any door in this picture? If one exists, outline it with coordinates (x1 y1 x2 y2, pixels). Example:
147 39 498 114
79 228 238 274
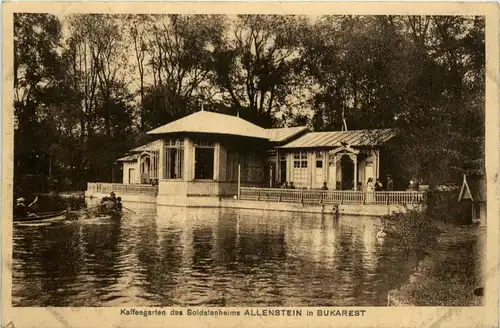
279 158 287 184
128 168 135 184
314 155 325 188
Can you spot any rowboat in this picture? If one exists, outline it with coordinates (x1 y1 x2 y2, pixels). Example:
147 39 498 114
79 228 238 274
14 210 68 224
96 210 122 220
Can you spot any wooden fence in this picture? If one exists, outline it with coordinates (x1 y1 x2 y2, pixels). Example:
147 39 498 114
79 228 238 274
87 182 158 195
239 187 426 205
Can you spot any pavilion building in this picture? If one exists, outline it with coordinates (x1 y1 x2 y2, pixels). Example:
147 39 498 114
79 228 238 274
111 110 395 207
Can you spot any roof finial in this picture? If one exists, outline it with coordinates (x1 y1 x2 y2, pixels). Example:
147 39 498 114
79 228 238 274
201 103 204 112
236 109 240 118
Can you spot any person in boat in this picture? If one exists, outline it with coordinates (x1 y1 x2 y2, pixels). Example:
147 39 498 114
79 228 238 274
116 197 123 212
97 197 118 214
109 192 117 203
14 198 28 218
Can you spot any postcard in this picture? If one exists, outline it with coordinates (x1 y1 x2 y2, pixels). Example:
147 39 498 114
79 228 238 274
2 2 499 327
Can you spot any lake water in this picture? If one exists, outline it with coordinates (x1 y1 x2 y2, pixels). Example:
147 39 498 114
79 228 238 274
12 198 411 307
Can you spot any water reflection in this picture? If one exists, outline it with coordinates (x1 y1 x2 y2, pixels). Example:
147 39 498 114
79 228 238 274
13 199 410 307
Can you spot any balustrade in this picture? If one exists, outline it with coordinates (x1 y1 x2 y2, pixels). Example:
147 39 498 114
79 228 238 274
238 187 425 205
87 182 158 195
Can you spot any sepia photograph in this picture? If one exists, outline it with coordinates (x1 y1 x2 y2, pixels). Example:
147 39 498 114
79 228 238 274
2 2 499 328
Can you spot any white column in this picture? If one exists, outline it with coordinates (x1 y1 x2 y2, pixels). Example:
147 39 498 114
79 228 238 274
323 151 327 184
135 160 141 184
309 151 315 188
354 156 358 191
287 153 292 183
184 137 192 181
214 142 220 181
158 141 164 180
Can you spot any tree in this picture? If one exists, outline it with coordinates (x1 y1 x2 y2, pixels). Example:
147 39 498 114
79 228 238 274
389 16 485 187
302 16 408 131
213 15 310 127
302 15 485 187
13 13 63 191
126 14 155 131
141 14 227 130
62 14 135 183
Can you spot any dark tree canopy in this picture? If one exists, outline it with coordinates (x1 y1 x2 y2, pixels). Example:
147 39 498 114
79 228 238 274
13 14 485 192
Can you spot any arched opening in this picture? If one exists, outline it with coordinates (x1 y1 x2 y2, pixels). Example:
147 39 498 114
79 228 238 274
340 155 355 190
140 154 151 183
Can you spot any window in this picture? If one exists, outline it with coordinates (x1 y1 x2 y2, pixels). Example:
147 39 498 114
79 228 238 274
293 151 308 168
195 148 214 179
150 150 159 180
316 160 323 168
164 139 184 179
194 139 215 180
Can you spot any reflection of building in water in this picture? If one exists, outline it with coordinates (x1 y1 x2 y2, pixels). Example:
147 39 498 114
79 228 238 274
283 215 337 270
361 219 380 273
160 207 224 305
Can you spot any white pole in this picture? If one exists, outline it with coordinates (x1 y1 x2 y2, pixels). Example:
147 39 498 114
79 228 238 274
238 164 241 199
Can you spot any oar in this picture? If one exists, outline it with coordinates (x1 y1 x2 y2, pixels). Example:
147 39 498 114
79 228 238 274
121 206 136 214
28 196 39 208
84 204 100 212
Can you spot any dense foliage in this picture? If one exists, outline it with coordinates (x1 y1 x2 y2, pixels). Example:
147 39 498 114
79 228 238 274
13 14 485 192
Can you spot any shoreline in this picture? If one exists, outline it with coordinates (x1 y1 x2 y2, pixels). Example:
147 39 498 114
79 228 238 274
388 222 485 306
34 191 86 198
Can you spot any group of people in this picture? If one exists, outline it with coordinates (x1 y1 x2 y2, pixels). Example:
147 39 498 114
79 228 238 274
97 192 122 214
365 177 385 192
280 181 296 189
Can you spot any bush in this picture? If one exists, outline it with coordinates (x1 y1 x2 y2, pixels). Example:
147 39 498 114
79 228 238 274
426 191 471 225
383 209 438 256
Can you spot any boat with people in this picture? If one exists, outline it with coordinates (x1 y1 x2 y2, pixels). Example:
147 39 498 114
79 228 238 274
13 196 68 225
67 192 126 221
95 192 123 218
14 209 68 224
14 192 127 225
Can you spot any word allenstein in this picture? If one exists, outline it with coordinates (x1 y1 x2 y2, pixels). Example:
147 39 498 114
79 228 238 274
244 309 302 316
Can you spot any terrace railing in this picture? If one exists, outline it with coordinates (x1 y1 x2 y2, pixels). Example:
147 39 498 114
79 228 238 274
239 187 425 205
87 182 158 195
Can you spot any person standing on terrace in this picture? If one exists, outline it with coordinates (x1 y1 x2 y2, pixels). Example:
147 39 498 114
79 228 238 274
386 175 394 191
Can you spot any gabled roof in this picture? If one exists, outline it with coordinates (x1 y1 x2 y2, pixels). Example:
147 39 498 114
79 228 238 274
278 129 395 149
130 139 162 153
267 126 309 143
147 111 269 140
458 175 486 202
116 154 139 162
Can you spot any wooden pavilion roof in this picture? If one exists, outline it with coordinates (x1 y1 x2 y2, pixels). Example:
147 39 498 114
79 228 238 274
147 111 269 140
278 129 395 149
267 126 309 143
115 154 139 162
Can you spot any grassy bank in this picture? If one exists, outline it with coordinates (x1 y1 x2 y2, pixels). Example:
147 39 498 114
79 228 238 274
389 222 485 306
